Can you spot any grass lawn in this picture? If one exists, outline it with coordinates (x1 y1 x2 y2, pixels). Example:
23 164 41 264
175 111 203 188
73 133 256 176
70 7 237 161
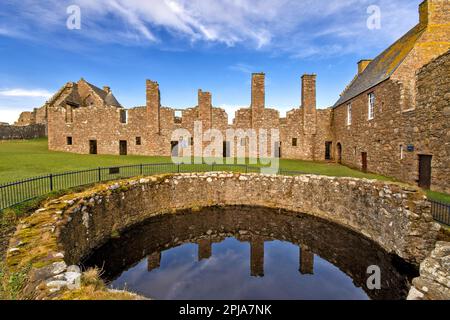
0 138 449 204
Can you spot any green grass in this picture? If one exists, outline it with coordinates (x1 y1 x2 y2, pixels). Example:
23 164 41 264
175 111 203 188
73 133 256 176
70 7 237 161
426 190 450 204
0 138 391 183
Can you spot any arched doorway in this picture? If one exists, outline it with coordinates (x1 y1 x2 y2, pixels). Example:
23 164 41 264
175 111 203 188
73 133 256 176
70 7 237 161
337 143 342 164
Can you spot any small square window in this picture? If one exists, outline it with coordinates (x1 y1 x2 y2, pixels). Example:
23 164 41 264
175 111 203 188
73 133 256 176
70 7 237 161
136 137 142 145
67 137 73 145
292 138 298 147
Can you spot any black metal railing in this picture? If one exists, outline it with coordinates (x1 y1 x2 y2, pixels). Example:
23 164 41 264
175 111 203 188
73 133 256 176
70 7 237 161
0 163 449 226
0 163 279 211
430 200 450 226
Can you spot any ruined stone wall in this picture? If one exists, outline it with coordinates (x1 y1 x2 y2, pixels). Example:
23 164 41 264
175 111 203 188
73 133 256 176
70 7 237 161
15 112 33 126
15 106 48 127
48 104 152 156
0 124 47 140
313 108 333 160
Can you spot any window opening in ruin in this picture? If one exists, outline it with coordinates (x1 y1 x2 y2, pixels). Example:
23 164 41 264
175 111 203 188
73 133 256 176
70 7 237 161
292 138 298 147
347 103 352 125
66 137 73 145
120 110 128 124
136 137 142 145
368 93 375 120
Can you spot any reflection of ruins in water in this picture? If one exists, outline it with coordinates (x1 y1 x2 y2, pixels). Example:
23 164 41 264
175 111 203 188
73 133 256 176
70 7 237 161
83 206 418 300
145 235 314 278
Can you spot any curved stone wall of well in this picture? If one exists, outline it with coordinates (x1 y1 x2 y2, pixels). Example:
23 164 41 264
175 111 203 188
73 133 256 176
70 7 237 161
57 172 440 266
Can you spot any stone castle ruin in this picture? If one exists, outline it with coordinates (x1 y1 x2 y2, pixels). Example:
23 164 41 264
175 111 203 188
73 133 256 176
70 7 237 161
11 0 450 194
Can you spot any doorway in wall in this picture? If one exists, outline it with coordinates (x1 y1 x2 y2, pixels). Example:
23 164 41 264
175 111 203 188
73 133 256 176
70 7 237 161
337 143 342 164
418 155 432 189
325 142 332 160
89 140 97 155
361 152 368 173
171 141 179 157
119 140 127 156
274 142 281 158
223 141 231 158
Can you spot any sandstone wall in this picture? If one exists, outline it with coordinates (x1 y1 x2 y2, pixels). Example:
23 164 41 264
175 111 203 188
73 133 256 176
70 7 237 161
0 124 47 140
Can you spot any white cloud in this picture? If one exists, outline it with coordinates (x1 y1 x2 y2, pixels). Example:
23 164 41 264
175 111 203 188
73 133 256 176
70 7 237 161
2 0 421 57
0 109 25 124
0 89 53 98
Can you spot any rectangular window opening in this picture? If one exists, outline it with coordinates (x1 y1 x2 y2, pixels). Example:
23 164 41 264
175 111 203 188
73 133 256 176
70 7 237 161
368 93 375 120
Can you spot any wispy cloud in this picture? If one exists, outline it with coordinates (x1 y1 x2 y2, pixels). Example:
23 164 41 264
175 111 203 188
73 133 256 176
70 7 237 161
229 63 255 74
0 0 421 58
0 89 53 98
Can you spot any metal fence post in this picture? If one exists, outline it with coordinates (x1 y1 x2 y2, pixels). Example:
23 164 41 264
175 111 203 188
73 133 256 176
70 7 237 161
98 167 101 182
177 164 180 173
49 174 53 191
140 164 143 176
245 165 248 174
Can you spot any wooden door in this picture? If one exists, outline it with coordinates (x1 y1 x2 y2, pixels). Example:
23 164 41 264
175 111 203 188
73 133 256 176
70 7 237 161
89 140 97 155
361 152 368 173
325 142 332 160
418 155 432 189
119 140 127 156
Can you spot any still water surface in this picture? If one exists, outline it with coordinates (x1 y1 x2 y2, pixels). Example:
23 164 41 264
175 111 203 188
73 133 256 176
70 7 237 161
83 206 417 300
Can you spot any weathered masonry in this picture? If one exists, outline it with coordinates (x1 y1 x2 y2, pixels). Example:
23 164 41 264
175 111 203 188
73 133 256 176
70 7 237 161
28 0 448 193
6 173 445 299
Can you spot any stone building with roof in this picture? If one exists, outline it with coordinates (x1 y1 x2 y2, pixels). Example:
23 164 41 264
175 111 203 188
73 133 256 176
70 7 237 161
332 0 449 193
22 0 449 194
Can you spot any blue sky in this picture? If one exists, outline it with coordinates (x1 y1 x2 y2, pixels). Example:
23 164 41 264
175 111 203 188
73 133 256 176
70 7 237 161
0 0 422 123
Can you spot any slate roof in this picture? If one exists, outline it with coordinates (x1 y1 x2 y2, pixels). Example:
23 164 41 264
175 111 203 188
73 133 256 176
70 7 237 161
105 92 122 107
84 81 108 101
83 80 122 107
333 25 426 108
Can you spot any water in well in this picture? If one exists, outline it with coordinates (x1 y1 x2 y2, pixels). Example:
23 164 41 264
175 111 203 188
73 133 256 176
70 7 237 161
82 206 418 300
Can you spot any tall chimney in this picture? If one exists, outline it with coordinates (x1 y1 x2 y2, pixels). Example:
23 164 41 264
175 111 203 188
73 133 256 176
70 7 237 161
301 74 316 113
419 0 448 29
302 74 317 137
103 86 111 93
146 79 161 134
198 89 212 129
251 73 265 111
357 60 372 75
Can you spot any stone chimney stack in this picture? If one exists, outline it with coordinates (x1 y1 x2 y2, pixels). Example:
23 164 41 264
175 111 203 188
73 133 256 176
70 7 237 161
357 60 372 75
146 79 161 134
419 0 449 29
198 89 212 129
302 74 317 137
251 73 265 111
103 86 111 93
301 74 317 113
